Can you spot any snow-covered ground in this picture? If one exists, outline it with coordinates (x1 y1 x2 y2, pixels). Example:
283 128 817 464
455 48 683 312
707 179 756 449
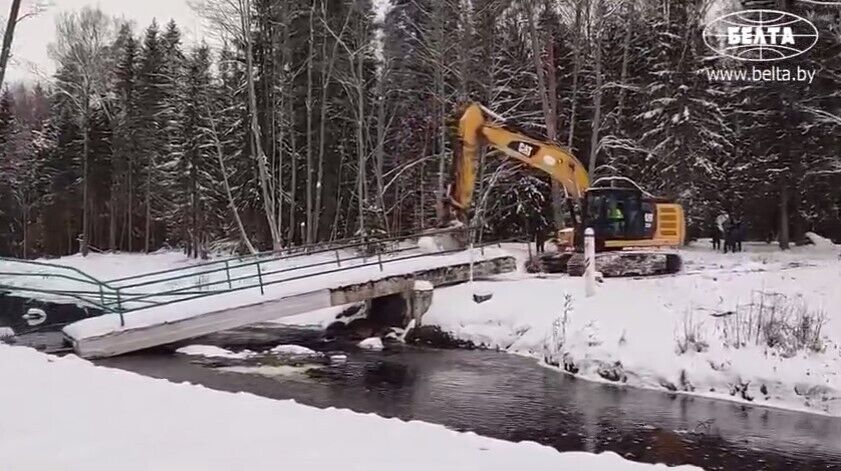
5 239 841 418
418 240 841 416
0 345 698 471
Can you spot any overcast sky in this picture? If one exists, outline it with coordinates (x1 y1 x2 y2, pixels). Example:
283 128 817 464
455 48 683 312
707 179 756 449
2 0 206 84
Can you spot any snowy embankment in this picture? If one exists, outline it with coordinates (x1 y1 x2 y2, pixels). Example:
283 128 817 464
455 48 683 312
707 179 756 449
0 345 698 471
421 241 841 416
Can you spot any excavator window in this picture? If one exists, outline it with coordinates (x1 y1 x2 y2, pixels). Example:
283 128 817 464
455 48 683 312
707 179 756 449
583 190 651 241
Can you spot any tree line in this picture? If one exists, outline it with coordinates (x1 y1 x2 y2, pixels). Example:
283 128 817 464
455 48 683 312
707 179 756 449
0 0 839 258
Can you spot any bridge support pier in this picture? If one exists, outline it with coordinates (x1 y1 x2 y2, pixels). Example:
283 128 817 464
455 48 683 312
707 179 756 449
368 281 434 329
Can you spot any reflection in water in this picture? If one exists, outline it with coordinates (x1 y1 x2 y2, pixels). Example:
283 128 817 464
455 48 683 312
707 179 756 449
91 325 841 471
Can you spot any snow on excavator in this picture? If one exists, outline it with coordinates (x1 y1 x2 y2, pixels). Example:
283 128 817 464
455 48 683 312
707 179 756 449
442 103 685 277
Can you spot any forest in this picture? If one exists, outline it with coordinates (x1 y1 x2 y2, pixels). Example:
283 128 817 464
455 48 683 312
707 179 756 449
0 0 839 258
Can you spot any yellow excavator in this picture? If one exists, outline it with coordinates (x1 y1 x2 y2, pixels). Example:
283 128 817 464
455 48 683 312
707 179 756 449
445 103 685 277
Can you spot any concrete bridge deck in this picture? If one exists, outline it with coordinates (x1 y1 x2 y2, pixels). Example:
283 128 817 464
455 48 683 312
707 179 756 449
59 247 516 358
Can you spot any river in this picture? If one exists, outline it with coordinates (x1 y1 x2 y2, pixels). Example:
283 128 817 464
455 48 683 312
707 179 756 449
76 324 840 471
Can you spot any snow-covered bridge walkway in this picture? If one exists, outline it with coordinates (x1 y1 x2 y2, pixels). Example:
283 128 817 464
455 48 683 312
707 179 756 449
1 238 515 358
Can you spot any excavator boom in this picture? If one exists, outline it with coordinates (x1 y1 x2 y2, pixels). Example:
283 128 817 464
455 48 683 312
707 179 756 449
448 103 590 221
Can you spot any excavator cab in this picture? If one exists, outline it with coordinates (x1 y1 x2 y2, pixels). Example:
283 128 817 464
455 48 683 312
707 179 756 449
584 189 648 245
555 177 684 276
576 177 673 246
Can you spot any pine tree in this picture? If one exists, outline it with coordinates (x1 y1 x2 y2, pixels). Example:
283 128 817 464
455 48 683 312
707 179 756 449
0 90 18 254
631 1 732 235
137 21 170 251
176 44 220 258
112 23 142 251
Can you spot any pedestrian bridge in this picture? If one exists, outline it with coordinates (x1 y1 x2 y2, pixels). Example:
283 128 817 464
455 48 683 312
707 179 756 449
0 235 516 358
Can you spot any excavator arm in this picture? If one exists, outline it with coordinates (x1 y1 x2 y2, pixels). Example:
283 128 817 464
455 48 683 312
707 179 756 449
448 103 590 222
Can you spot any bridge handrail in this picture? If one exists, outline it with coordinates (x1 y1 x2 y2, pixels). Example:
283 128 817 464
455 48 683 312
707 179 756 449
0 257 113 290
0 283 115 314
111 237 513 316
106 245 423 309
0 229 511 328
105 226 465 286
0 257 116 309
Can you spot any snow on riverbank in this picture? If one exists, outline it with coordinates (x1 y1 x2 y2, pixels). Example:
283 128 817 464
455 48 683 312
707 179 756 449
423 241 841 416
0 345 698 471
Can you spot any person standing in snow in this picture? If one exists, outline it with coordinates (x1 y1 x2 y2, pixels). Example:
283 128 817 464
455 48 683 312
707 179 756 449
733 220 744 252
723 216 736 253
715 212 729 252
527 213 547 254
535 230 546 254
710 220 721 250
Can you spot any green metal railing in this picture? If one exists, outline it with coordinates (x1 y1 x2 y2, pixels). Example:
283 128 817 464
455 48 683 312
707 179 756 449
0 229 512 328
0 257 115 310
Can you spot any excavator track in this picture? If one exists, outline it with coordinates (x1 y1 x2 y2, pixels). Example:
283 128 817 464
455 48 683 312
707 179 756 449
565 251 682 277
537 252 575 273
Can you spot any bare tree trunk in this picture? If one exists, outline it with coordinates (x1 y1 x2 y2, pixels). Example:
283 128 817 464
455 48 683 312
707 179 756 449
314 56 329 241
567 2 583 153
355 39 366 236
374 68 390 235
271 5 283 248
241 0 281 249
526 2 553 138
280 5 297 245
144 154 152 253
207 104 257 254
778 180 790 250
546 40 564 227
313 0 346 241
333 144 346 240
21 204 28 258
616 1 633 118
108 198 117 251
287 105 297 243
526 0 562 227
588 1 604 177
108 143 120 251
433 3 447 221
127 157 133 251
457 0 469 101
81 91 90 256
304 0 315 244
276 110 284 247
0 0 22 88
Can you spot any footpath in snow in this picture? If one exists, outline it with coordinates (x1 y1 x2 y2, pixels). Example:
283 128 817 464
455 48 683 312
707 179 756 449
417 239 841 416
0 345 698 471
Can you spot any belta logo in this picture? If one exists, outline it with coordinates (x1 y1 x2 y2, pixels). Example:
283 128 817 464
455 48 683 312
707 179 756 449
702 9 819 62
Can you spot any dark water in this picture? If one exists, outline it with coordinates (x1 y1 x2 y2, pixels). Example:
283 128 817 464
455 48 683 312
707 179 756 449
84 325 841 471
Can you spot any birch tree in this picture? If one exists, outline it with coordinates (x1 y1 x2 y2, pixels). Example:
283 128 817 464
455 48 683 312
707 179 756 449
0 0 22 88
